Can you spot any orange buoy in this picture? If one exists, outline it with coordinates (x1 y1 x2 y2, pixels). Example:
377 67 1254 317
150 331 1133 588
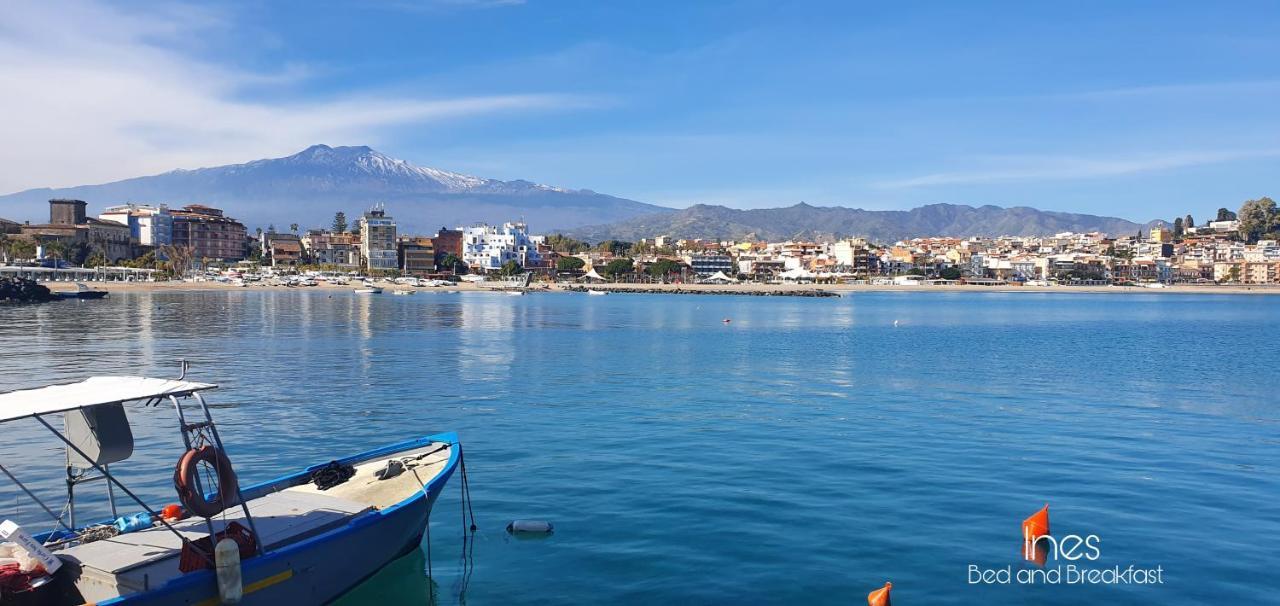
162 503 185 521
1022 504 1050 565
867 581 891 606
1022 504 1050 540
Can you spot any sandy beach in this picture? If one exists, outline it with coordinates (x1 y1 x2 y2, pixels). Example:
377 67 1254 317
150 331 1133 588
39 279 1280 296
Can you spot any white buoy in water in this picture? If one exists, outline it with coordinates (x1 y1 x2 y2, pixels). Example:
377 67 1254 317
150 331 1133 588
506 520 554 534
214 537 243 604
893 319 899 327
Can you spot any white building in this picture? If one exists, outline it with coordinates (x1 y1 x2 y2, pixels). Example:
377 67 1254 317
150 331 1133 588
460 222 543 271
99 204 172 247
359 206 398 271
1207 220 1240 232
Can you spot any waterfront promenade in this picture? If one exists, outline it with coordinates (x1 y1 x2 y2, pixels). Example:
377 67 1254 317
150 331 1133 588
36 279 1280 296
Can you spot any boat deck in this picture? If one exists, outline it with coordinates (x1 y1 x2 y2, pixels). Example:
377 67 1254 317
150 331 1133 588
60 490 371 601
285 443 451 509
55 442 451 603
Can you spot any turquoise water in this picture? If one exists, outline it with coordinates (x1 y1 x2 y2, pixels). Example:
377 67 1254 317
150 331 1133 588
1 290 1277 604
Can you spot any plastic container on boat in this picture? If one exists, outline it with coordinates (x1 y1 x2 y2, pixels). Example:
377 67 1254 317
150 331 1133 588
215 537 244 603
113 512 154 534
0 520 62 575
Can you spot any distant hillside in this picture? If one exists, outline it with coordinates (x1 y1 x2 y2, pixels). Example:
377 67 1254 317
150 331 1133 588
0 145 667 233
566 202 1149 243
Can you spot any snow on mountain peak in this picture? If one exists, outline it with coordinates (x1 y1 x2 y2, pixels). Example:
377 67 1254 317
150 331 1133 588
284 145 566 193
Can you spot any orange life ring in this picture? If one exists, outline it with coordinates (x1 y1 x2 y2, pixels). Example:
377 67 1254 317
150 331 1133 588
173 445 239 518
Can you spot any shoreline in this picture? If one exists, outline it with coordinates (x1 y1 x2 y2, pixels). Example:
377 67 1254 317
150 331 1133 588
39 280 1280 296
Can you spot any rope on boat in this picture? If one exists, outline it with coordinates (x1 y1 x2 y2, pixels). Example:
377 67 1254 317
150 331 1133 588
458 441 477 533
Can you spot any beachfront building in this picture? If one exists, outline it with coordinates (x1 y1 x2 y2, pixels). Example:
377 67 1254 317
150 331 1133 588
684 253 733 277
262 231 303 267
460 222 543 272
430 228 463 267
830 238 876 274
99 204 172 248
302 230 360 268
170 204 247 261
20 199 134 262
1214 259 1280 284
359 206 398 272
0 217 21 235
397 236 436 276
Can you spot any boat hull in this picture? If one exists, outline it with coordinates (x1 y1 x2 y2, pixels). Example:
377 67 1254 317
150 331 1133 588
100 433 459 605
56 291 109 300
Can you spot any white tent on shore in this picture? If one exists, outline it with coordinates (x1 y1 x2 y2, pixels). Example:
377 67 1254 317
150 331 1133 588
579 269 606 282
779 268 816 281
699 271 738 284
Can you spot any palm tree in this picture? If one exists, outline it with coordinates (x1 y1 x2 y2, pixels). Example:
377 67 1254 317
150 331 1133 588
439 253 463 274
42 239 69 266
160 245 196 277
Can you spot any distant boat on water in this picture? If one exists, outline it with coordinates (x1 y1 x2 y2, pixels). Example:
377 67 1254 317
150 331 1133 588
391 290 415 296
353 285 383 294
587 289 608 296
56 283 109 300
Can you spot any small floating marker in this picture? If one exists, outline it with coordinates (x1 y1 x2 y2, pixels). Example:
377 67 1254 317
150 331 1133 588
867 581 891 606
893 319 899 327
723 318 732 324
507 520 554 535
1022 503 1050 565
1023 504 1050 539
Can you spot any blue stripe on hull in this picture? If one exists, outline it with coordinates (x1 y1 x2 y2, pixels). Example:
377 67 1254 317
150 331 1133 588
101 432 460 605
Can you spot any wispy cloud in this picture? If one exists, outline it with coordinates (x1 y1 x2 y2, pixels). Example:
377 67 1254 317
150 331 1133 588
874 149 1280 189
363 0 526 13
1059 79 1280 101
0 0 581 192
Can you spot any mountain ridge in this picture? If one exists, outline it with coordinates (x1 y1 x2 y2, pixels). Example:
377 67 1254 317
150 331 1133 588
565 202 1153 243
0 145 664 232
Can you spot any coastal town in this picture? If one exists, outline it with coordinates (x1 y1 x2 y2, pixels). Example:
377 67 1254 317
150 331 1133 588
2 197 1279 292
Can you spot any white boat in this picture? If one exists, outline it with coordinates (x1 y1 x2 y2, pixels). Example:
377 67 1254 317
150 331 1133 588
0 371 461 605
391 289 415 296
353 286 383 294
587 289 608 296
55 283 109 300
506 290 525 296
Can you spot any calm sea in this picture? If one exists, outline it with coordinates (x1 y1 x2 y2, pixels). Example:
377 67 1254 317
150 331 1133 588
1 290 1277 604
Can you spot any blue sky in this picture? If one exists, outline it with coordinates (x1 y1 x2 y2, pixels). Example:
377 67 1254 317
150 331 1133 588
3 0 1278 221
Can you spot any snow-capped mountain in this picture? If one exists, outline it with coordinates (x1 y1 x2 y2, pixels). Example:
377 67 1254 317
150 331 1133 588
213 145 564 194
0 145 665 231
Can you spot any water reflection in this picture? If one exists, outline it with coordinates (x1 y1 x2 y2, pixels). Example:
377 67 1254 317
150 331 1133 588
1 291 1277 605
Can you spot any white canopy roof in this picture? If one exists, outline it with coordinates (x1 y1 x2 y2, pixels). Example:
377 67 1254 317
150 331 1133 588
700 271 738 283
0 377 216 423
580 269 605 281
779 268 816 279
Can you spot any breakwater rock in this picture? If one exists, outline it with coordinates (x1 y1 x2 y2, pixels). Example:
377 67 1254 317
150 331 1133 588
0 277 56 303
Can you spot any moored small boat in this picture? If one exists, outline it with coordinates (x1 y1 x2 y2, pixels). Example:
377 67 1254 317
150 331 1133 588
392 289 416 296
0 371 461 605
353 286 383 294
587 289 608 296
55 283 109 300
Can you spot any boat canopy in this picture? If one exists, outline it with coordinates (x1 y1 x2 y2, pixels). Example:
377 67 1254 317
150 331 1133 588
0 376 217 423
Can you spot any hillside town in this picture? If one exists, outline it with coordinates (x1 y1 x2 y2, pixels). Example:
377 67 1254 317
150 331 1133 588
2 197 1279 286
